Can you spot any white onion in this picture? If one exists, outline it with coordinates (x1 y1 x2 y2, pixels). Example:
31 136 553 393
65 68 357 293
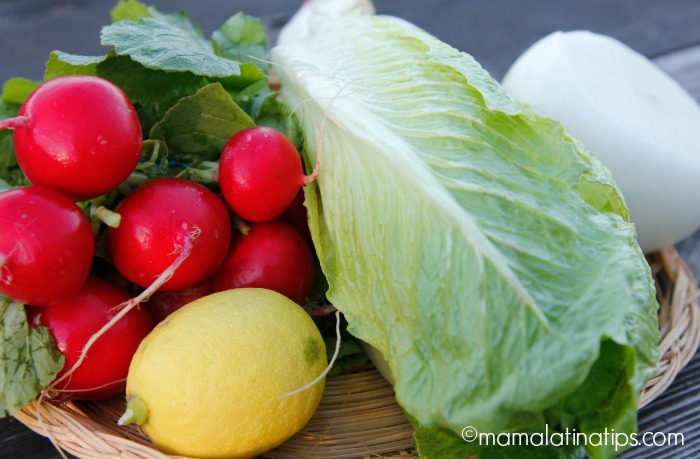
502 30 700 253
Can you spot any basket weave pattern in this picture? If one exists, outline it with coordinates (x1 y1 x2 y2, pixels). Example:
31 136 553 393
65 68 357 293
13 246 700 459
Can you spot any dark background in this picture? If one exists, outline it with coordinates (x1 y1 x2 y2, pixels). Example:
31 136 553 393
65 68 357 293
2 1 700 458
3 0 700 83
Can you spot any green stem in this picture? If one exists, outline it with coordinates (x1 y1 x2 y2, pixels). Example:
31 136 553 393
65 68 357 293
233 215 251 236
92 206 121 228
118 396 149 426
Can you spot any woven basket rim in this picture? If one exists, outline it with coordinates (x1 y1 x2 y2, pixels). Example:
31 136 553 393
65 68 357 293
13 245 700 459
639 246 700 407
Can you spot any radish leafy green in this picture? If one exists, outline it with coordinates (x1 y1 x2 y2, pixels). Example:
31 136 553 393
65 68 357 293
0 0 293 416
43 0 294 168
149 83 255 163
1 296 64 415
101 11 263 81
0 79 36 187
272 14 659 459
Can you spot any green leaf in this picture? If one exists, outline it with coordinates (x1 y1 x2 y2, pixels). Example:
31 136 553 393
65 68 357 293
1 296 64 416
101 10 261 83
272 14 659 459
1 78 40 104
0 91 25 186
212 12 269 73
230 79 301 148
96 53 206 109
546 340 638 459
45 51 101 80
47 50 218 113
45 51 246 118
230 78 271 115
413 425 478 459
149 82 254 163
415 423 588 459
255 95 302 149
0 98 17 120
134 139 172 179
111 0 151 23
0 132 22 187
313 312 369 376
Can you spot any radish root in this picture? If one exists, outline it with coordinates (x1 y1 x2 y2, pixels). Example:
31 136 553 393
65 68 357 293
301 78 361 185
0 242 25 284
278 309 341 399
41 221 199 396
34 221 199 458
0 115 30 131
246 54 359 187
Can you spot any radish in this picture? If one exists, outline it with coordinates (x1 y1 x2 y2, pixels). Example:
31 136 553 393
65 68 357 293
0 75 142 201
145 279 213 324
108 177 231 291
211 220 315 304
218 126 316 222
0 186 94 307
279 188 313 246
26 275 154 401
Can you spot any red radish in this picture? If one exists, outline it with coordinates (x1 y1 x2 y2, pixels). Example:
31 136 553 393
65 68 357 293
211 220 315 304
0 186 94 307
108 177 231 291
26 275 154 401
145 279 213 324
0 75 142 200
280 188 313 246
218 126 314 222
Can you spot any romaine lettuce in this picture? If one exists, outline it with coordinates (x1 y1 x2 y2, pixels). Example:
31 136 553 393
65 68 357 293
271 14 659 459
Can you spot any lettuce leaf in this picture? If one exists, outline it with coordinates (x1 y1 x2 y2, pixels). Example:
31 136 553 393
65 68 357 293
272 14 659 459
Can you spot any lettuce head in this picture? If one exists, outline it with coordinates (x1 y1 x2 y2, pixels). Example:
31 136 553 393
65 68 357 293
271 13 659 459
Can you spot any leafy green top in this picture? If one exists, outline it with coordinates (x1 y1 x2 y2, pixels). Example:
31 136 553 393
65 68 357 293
1 296 64 415
0 0 304 416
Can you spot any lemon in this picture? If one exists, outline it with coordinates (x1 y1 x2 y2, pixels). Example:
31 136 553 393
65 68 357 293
119 288 327 459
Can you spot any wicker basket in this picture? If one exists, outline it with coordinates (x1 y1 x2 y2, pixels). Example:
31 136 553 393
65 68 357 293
14 245 700 459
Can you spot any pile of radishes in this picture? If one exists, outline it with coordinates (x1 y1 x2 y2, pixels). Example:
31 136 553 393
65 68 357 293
0 74 316 401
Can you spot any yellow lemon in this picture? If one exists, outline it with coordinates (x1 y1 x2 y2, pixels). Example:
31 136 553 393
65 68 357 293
119 288 327 459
